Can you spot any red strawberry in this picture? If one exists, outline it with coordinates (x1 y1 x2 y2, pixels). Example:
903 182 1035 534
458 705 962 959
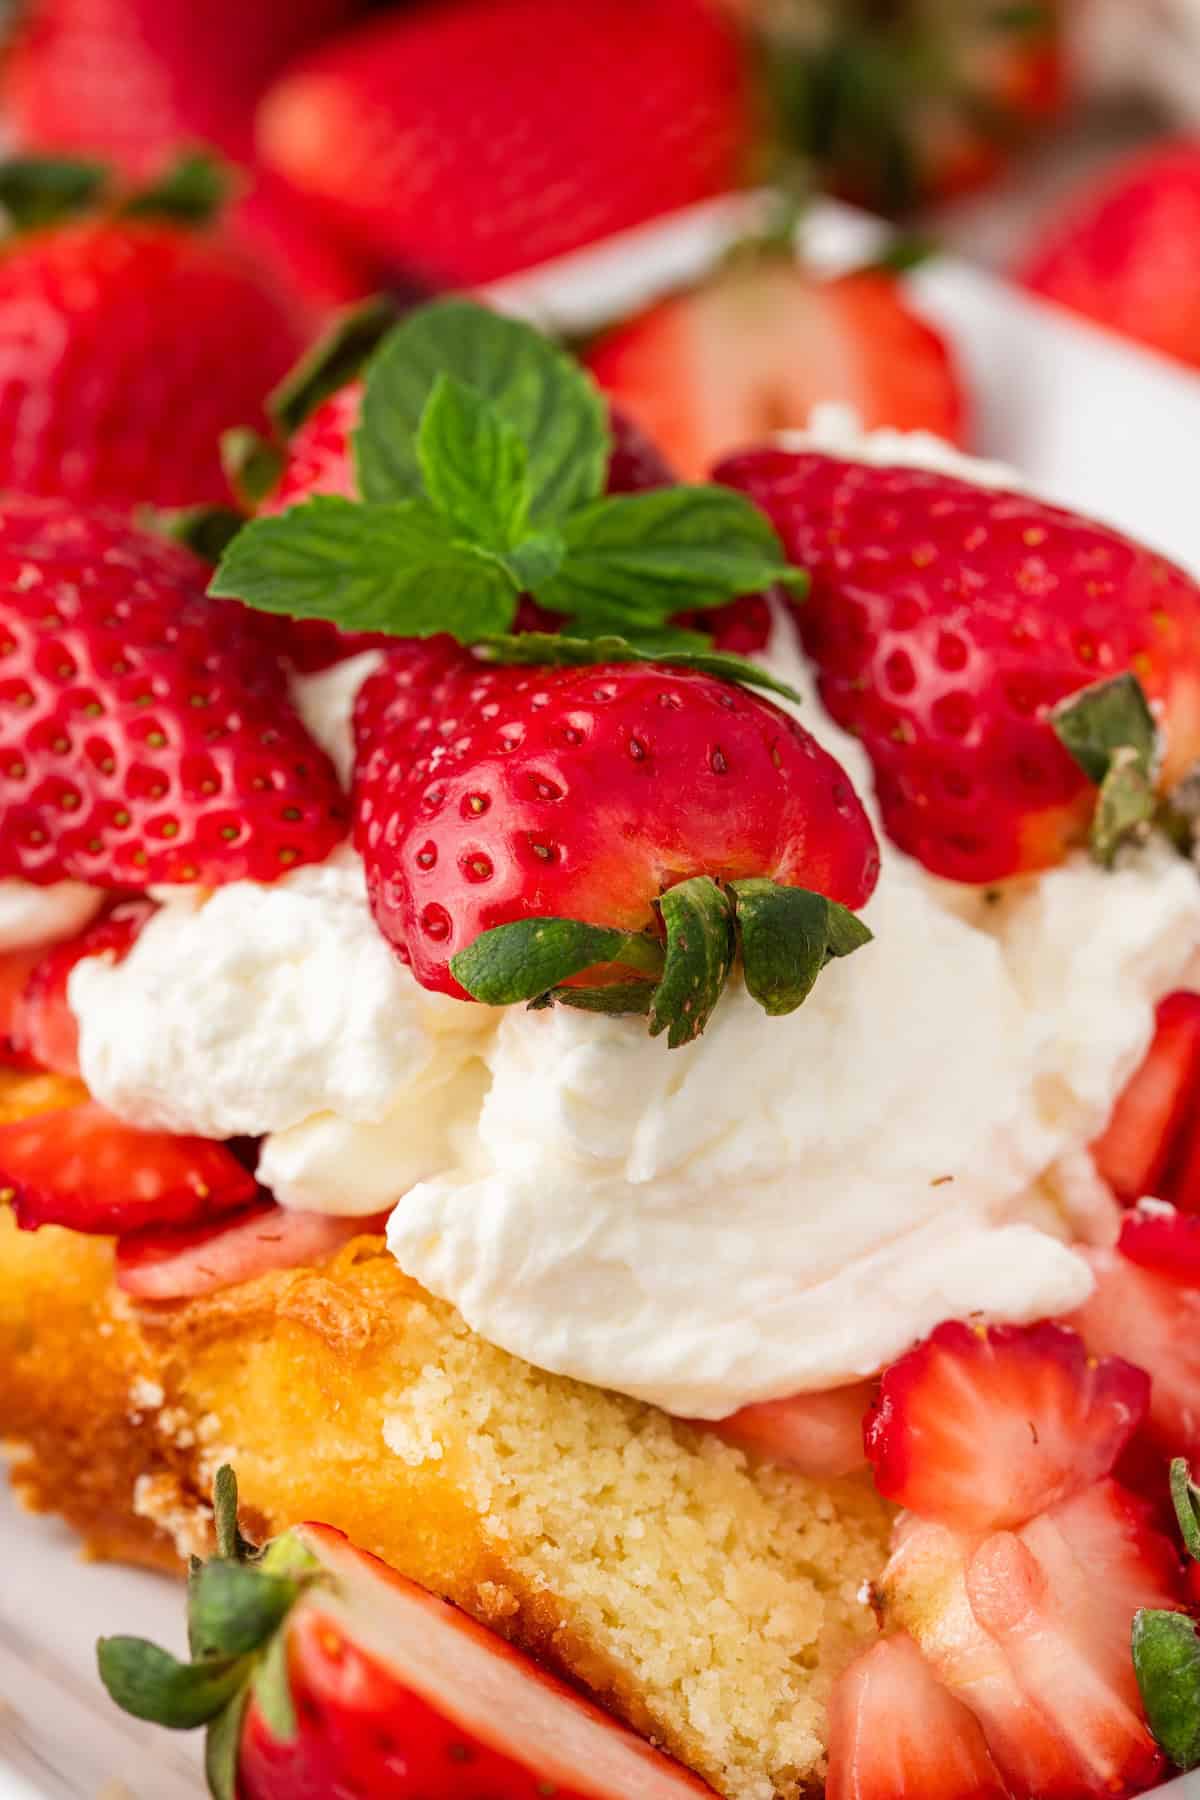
98 1470 715 1796
716 451 1200 881
880 1481 1182 1797
115 1198 384 1299
586 264 966 482
709 1380 873 1479
352 649 880 1003
1093 992 1200 1205
10 898 152 1076
865 1320 1149 1534
0 496 346 887
0 205 308 511
0 945 48 1068
6 0 364 178
225 171 378 331
1019 138 1200 371
825 1632 1010 1800
0 1097 257 1235
1073 1205 1200 1462
256 0 750 289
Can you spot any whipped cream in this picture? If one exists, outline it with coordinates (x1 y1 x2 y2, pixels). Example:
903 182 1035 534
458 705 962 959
70 848 492 1156
0 878 102 951
290 651 383 789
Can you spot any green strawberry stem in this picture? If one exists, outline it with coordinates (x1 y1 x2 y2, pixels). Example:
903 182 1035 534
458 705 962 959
1051 672 1160 865
451 876 872 1045
0 150 232 237
268 293 403 440
1171 1457 1200 1563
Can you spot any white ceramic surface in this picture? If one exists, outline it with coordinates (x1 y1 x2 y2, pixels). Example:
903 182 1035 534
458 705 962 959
6 198 1200 1798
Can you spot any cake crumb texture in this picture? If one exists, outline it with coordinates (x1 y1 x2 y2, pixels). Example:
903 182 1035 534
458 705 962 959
0 1211 890 1798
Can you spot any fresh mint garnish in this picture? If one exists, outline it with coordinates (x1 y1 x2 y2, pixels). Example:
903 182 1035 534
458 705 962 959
210 297 806 654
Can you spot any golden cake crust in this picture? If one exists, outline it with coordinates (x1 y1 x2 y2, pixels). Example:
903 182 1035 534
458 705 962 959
1 1209 891 1799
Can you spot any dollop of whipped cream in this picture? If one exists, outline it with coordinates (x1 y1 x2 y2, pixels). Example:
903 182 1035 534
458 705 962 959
70 848 491 1182
0 878 102 951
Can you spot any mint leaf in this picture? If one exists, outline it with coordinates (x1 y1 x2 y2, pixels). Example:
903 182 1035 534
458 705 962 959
649 877 735 1047
496 531 565 591
480 631 802 704
731 879 873 1016
1133 1608 1200 1770
417 374 530 548
537 486 808 632
269 294 400 440
451 917 662 1004
355 298 608 522
210 496 518 639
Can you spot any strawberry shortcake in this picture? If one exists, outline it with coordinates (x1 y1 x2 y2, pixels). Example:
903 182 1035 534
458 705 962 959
5 299 1200 1800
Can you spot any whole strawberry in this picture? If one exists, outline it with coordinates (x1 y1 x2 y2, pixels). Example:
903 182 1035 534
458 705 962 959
0 156 307 510
99 1467 711 1800
716 449 1200 882
353 647 879 1035
1019 137 1200 370
0 495 345 887
255 0 751 287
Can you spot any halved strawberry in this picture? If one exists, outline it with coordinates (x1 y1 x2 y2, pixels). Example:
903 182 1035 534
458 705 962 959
864 1320 1149 1533
710 1380 873 1478
99 1468 715 1797
1073 1205 1200 1461
12 898 152 1076
880 1481 1182 1798
115 1198 385 1299
1092 992 1200 1204
586 261 965 481
0 945 46 1068
825 1633 1010 1800
0 1100 256 1235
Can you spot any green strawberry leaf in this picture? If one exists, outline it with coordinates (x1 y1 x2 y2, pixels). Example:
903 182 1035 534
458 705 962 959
1133 1607 1200 1771
119 151 230 227
96 1638 246 1729
649 877 735 1048
210 495 518 638
536 486 807 631
220 428 285 510
550 982 656 1016
269 294 401 441
355 298 609 522
0 155 108 232
731 879 873 1016
139 504 246 565
205 1685 250 1800
417 374 531 549
1171 1458 1200 1562
480 631 802 703
451 917 663 1005
188 1561 300 1661
1052 672 1159 867
250 1627 298 1744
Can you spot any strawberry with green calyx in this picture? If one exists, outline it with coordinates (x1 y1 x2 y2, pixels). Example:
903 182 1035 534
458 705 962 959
1133 1458 1200 1775
98 1466 717 1799
0 150 308 511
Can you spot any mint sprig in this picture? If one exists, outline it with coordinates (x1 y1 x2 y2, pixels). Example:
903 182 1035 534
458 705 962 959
209 298 807 649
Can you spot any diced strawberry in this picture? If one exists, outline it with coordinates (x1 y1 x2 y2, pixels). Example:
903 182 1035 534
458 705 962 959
710 1380 873 1478
1092 992 1200 1204
880 1482 1182 1798
0 945 47 1068
13 899 153 1077
865 1320 1148 1533
0 1100 257 1235
1073 1206 1200 1460
115 1199 387 1300
825 1633 1011 1800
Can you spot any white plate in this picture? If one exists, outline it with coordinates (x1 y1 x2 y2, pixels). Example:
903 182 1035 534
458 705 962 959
6 198 1200 1799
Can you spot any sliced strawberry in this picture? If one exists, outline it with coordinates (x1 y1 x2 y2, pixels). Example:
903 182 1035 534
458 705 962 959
865 1320 1148 1533
825 1633 1010 1800
115 1199 386 1300
13 898 153 1076
1073 1207 1200 1460
586 261 965 481
0 945 47 1068
710 1380 873 1478
1092 992 1200 1204
1 1100 257 1235
880 1482 1182 1798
